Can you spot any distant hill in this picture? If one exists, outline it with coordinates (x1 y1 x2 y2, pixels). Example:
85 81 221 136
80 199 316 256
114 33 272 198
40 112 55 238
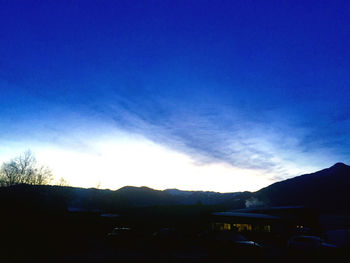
164 188 244 205
1 163 349 213
165 162 350 212
254 162 350 212
117 186 177 206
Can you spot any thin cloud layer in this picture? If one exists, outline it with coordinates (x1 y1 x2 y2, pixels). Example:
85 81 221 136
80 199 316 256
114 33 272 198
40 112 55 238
91 91 340 179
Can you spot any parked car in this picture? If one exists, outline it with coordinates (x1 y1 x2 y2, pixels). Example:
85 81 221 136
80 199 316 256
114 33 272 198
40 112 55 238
107 227 132 237
287 234 337 261
201 231 263 261
106 227 135 248
288 235 337 250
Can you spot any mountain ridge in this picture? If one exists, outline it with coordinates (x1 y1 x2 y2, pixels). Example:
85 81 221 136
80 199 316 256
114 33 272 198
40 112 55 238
254 162 350 212
1 162 349 213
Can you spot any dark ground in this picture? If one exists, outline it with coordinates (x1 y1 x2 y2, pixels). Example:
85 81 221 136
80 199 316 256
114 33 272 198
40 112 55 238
1 209 348 263
1 184 349 263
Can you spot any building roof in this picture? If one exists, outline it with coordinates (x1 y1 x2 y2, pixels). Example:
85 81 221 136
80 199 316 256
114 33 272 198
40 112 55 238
212 212 280 220
234 205 305 213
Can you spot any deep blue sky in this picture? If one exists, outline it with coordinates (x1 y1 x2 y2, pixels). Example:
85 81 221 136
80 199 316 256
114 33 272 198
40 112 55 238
1 0 350 191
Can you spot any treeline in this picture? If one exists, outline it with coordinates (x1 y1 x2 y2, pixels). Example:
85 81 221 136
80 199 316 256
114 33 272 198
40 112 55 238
0 150 61 187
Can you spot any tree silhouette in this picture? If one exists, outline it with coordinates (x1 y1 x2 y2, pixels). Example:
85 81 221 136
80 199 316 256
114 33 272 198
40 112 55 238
56 177 70 186
0 151 53 186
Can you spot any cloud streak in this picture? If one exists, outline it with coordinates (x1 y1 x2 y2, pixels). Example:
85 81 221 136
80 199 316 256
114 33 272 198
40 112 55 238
85 90 337 180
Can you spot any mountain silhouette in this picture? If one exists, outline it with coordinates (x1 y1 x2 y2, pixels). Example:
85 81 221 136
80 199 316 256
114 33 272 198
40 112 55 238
1 163 349 213
254 162 350 212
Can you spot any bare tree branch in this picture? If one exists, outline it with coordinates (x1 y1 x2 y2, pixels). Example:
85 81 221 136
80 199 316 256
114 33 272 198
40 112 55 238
0 151 53 186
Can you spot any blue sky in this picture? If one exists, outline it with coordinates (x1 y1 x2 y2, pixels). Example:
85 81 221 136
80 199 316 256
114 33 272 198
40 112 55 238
1 0 350 192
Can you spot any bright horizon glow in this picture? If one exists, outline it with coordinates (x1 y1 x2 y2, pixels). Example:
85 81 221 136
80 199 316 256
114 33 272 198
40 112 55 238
35 135 274 192
0 130 319 193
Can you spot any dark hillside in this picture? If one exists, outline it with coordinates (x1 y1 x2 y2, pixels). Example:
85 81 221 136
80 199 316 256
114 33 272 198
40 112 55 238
255 163 350 212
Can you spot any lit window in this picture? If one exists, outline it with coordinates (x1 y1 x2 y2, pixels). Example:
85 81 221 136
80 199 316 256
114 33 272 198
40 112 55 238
263 225 271 232
232 223 252 232
224 223 231 230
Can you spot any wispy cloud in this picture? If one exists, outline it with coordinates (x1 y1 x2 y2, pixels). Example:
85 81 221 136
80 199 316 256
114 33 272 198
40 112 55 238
84 91 335 180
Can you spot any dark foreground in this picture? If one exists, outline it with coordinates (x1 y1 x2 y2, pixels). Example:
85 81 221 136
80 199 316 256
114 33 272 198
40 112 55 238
1 184 349 263
1 210 348 263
